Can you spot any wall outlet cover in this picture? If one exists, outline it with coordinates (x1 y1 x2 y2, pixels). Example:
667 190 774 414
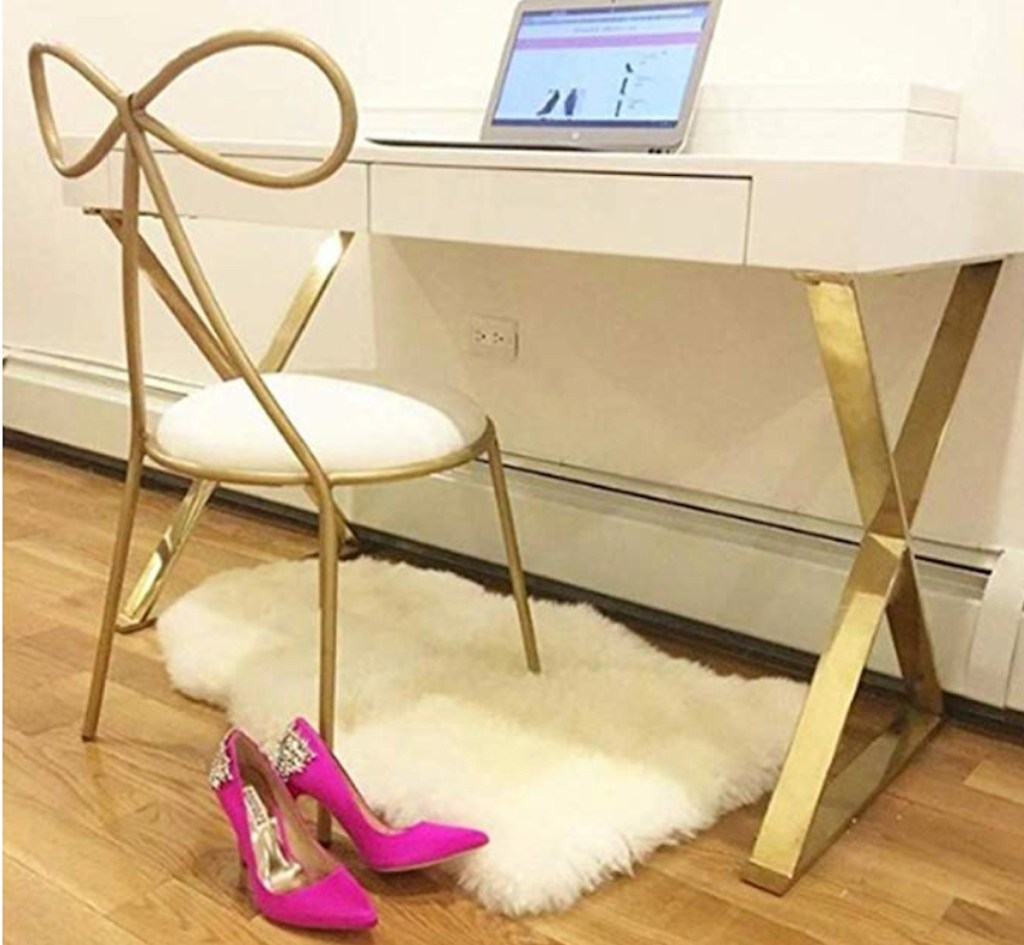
470 316 518 361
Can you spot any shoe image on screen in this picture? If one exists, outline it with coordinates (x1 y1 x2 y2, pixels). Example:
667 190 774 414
492 3 711 128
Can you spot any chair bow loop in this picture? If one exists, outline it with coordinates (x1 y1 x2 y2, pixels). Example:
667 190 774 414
28 43 124 178
29 30 358 189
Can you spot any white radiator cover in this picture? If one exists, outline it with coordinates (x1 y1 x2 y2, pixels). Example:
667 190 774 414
5 347 1021 710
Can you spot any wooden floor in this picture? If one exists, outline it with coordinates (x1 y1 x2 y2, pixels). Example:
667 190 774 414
4 446 1024 945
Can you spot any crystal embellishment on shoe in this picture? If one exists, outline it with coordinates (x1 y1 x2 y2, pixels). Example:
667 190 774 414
209 735 233 789
272 723 316 780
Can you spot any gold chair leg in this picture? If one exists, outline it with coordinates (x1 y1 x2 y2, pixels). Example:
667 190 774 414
316 490 341 845
82 442 146 740
486 435 541 673
118 478 217 630
743 262 1002 893
117 480 355 632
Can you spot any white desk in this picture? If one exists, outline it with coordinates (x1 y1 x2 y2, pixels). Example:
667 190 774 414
65 139 1024 272
63 138 1024 892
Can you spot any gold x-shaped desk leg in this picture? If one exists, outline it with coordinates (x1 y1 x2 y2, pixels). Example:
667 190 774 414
743 261 1003 893
93 212 356 632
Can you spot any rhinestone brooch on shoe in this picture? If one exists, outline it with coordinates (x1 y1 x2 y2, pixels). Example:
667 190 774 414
272 724 316 780
208 736 232 789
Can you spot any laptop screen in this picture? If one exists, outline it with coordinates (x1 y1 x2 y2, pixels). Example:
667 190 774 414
491 3 712 129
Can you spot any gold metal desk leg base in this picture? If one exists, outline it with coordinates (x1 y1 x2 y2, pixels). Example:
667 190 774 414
744 262 1003 894
743 707 942 893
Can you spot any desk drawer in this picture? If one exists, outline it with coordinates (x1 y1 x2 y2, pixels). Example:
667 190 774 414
371 164 750 263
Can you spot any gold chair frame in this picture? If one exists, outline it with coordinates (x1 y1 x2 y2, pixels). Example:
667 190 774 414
30 31 541 840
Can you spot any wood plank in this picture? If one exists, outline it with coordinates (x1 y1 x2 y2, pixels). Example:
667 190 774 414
18 623 189 713
3 639 82 735
531 864 824 945
941 899 1024 945
888 727 1024 838
3 856 150 945
649 835 937 945
110 878 272 945
963 757 1024 806
4 783 171 914
3 726 153 830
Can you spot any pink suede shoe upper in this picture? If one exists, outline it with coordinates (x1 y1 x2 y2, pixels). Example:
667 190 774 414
210 729 377 930
272 717 489 872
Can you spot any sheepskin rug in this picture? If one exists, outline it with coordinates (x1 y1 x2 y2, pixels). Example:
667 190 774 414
157 557 806 916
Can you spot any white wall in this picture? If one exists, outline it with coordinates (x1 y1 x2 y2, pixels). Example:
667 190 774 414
5 0 1024 703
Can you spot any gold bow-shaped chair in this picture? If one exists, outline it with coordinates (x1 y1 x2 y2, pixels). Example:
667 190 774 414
30 31 541 837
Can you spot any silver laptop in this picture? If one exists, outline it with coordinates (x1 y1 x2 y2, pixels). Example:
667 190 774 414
371 0 721 154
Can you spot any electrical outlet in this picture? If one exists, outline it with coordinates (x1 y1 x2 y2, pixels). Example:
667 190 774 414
469 316 518 361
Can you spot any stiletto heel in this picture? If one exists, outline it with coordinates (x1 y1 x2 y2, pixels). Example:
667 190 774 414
209 729 377 930
270 718 489 873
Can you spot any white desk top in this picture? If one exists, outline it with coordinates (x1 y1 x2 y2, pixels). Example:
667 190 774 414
63 136 1024 274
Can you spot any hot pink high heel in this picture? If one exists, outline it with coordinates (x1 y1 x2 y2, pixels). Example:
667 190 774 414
209 729 377 930
270 718 489 872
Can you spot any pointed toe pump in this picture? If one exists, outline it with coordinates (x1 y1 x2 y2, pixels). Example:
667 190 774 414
209 729 378 931
271 717 489 872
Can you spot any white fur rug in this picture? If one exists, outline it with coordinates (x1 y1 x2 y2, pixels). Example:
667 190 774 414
157 558 806 916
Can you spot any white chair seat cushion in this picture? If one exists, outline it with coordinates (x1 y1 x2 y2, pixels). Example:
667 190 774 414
154 372 489 476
